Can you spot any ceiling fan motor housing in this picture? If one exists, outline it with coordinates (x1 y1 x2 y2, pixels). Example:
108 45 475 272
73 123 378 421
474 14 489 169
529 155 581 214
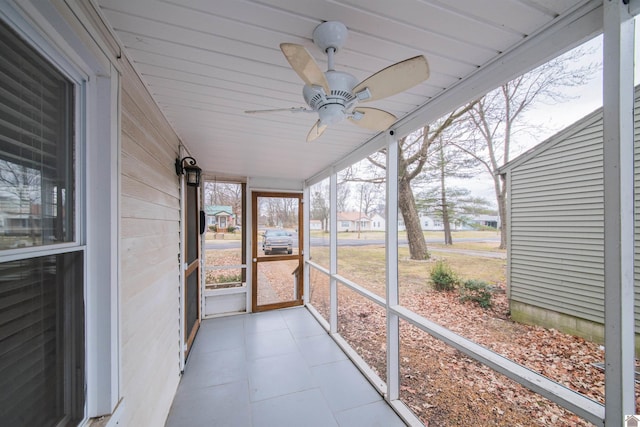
303 70 357 126
313 21 348 53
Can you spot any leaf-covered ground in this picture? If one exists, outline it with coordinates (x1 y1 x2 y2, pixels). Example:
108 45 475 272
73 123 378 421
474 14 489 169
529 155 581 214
336 281 639 426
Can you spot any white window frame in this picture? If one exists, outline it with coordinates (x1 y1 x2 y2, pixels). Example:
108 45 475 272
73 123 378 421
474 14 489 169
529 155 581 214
0 0 121 422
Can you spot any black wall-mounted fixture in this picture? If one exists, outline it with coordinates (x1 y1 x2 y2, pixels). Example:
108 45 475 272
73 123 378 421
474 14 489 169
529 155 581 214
175 156 202 187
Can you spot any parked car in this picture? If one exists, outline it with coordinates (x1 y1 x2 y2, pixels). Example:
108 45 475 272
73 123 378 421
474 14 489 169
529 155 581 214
262 229 293 254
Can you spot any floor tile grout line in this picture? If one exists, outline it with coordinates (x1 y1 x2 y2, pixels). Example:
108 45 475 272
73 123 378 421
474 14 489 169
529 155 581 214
167 307 405 427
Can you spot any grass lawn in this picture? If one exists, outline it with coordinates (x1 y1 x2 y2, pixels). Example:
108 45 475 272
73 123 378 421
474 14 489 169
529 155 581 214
308 244 506 298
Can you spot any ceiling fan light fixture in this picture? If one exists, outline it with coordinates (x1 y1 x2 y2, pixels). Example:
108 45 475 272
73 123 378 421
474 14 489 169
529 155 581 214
318 103 346 126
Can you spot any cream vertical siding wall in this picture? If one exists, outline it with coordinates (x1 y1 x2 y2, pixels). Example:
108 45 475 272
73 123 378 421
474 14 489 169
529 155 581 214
119 55 182 426
51 1 183 424
502 87 640 342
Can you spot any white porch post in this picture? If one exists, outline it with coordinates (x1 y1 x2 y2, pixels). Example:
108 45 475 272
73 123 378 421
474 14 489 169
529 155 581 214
386 131 400 401
303 186 310 304
330 168 338 333
602 0 635 424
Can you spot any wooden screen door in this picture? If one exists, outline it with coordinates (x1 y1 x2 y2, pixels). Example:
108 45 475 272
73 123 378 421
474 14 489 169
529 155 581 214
252 192 303 312
184 184 201 358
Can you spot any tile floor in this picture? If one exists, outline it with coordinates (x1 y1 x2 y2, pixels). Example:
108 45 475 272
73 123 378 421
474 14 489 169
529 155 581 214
165 307 407 427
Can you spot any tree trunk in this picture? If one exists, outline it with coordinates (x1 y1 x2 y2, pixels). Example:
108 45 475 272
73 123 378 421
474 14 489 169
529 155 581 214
440 155 453 245
399 176 429 259
494 173 507 249
441 196 452 245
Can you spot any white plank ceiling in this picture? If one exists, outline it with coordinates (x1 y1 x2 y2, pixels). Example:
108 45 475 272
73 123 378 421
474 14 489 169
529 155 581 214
96 0 601 183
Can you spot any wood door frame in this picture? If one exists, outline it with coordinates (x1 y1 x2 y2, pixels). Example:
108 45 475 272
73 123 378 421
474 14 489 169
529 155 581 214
183 184 201 359
251 191 304 312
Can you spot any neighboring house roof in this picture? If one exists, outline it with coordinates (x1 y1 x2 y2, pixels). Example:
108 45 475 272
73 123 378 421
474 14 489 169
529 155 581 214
204 205 234 216
337 211 370 222
498 108 603 175
469 215 500 223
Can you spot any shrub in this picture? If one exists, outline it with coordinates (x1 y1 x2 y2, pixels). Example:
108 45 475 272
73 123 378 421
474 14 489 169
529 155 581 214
209 224 217 232
206 271 243 285
227 225 237 233
430 260 458 291
459 279 493 309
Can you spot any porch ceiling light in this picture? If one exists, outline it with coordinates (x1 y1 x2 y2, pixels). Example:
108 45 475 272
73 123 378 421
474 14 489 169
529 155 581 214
175 156 202 187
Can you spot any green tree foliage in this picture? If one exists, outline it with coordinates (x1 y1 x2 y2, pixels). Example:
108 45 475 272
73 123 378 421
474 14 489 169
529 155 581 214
416 187 495 231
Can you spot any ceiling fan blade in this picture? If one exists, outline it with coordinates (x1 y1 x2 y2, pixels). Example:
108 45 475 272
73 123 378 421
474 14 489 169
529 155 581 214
244 107 310 114
348 107 397 131
280 43 331 94
306 120 328 142
352 55 429 103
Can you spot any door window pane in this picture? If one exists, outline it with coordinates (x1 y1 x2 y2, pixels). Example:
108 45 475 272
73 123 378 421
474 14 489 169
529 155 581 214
186 185 198 264
186 269 198 334
257 195 300 256
203 181 245 289
257 259 300 306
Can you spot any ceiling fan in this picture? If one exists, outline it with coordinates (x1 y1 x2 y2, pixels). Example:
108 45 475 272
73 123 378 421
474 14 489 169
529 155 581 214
245 21 430 142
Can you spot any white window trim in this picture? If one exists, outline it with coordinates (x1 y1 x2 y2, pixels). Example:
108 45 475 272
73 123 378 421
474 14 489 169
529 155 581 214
0 0 121 422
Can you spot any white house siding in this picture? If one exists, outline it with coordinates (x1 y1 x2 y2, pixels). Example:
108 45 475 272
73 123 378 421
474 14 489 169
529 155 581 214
502 87 640 346
369 214 386 231
119 51 182 425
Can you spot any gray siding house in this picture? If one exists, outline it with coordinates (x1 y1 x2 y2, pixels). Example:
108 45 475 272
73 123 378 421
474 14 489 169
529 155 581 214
498 86 640 350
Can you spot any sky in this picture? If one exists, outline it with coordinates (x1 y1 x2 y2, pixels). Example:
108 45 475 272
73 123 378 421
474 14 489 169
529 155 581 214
456 20 640 208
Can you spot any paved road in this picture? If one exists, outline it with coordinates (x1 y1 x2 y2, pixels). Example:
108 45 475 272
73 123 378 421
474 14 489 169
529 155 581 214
205 235 503 259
